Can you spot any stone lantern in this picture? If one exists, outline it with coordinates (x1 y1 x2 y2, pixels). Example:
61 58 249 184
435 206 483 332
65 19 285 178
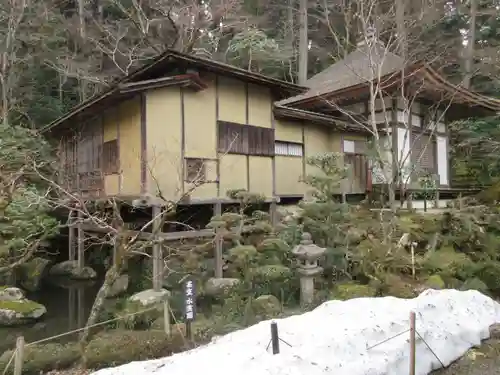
292 232 326 305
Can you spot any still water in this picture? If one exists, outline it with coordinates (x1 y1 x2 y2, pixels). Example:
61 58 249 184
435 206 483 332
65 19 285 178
0 280 100 354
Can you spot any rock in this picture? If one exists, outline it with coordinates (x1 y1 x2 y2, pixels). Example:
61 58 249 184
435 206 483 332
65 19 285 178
129 288 170 307
252 295 281 318
49 261 97 280
106 274 129 298
0 286 25 301
204 278 240 297
330 282 377 300
0 299 46 326
119 289 171 329
19 257 52 292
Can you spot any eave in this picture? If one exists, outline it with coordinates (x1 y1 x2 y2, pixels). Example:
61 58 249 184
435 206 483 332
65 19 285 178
273 105 368 133
280 63 500 116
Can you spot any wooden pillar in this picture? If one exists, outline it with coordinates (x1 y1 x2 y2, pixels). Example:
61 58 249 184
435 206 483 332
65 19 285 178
152 205 163 291
214 201 223 278
76 210 84 272
269 198 278 228
77 287 84 328
68 210 76 262
435 175 440 208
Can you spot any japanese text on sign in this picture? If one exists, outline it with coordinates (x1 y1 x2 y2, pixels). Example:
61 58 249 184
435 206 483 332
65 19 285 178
184 279 196 321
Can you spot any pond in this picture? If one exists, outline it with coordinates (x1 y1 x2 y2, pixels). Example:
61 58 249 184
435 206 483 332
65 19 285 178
0 279 101 354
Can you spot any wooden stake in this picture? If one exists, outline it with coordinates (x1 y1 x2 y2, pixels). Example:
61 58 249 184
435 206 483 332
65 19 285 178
409 311 416 375
14 336 25 375
163 299 171 337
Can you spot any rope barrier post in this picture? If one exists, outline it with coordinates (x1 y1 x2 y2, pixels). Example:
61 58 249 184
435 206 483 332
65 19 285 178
163 299 171 337
409 311 416 375
270 321 280 355
14 336 24 375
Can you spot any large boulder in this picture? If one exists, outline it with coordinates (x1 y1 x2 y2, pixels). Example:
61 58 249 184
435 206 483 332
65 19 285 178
106 274 129 298
49 260 97 280
118 289 171 329
19 257 52 292
204 278 240 297
252 295 281 319
0 287 46 326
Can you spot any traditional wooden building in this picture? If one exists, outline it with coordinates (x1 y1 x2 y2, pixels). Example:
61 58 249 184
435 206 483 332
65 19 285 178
277 36 500 207
44 38 500 211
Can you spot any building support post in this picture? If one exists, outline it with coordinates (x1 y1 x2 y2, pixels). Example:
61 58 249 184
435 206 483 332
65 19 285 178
213 201 223 278
68 210 76 262
76 209 84 272
152 205 163 291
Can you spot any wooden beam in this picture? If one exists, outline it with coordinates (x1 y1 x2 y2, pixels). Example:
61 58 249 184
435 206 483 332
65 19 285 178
77 223 215 241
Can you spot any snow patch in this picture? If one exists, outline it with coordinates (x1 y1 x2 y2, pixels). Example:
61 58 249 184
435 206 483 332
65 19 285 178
90 289 500 375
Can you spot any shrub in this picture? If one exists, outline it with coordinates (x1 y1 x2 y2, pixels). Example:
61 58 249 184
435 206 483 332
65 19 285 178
0 330 191 375
330 282 377 300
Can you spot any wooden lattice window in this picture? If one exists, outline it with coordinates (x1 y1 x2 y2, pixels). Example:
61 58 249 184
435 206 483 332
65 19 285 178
185 158 206 183
217 121 275 156
102 140 119 174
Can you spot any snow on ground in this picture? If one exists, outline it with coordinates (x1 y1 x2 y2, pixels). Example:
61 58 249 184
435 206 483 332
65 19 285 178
91 289 500 375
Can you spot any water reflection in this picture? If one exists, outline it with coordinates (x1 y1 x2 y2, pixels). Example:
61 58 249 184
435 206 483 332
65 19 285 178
0 279 100 354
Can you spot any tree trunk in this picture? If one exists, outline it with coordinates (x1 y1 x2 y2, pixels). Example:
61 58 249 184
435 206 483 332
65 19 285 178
298 0 308 85
463 0 477 89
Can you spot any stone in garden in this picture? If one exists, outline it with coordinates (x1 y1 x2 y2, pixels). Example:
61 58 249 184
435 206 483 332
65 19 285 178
252 295 281 318
19 257 52 292
0 287 46 326
49 260 97 280
106 274 129 298
129 288 170 307
0 286 25 301
204 278 240 297
120 289 171 329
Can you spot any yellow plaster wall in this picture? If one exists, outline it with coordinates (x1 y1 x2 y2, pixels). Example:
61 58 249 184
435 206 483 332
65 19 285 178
247 84 271 128
304 123 331 175
219 155 248 195
184 74 218 199
275 118 303 143
145 88 183 199
217 76 248 197
275 157 304 195
218 77 246 123
249 157 273 196
102 109 120 196
117 98 142 195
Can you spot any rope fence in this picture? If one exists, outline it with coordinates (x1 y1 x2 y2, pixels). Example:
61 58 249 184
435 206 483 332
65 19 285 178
2 299 180 375
4 305 446 375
